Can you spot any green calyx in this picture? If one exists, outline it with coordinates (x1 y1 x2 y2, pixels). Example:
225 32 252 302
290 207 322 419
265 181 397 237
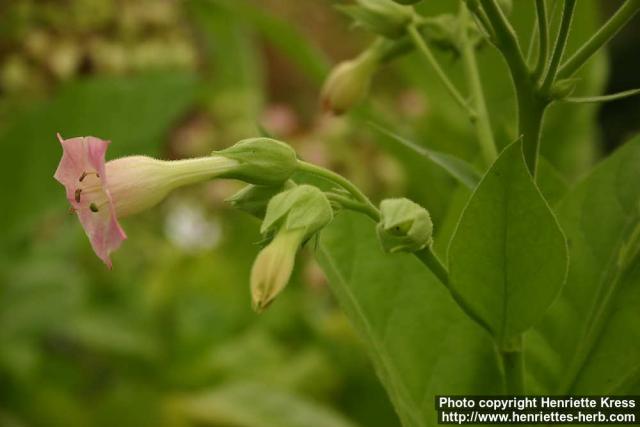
338 0 414 39
214 138 298 186
261 185 334 242
226 181 295 219
376 198 433 253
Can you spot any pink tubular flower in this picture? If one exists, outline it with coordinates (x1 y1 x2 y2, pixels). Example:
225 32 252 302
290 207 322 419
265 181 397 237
54 134 240 267
54 134 125 268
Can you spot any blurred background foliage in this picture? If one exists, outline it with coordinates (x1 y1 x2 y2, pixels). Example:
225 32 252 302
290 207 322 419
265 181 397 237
0 1 638 426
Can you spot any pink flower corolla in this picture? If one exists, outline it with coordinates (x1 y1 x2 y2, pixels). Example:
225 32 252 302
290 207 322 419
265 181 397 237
54 134 239 267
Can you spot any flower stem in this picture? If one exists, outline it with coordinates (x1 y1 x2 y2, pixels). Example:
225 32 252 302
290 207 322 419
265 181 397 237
540 0 576 93
459 2 497 166
297 160 378 215
533 0 549 78
326 192 380 221
558 0 640 80
406 24 476 119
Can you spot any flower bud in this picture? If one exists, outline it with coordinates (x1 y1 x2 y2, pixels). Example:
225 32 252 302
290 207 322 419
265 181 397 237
214 137 298 185
250 228 305 313
376 198 433 253
260 185 333 240
339 0 414 39
250 185 333 311
321 48 381 115
226 181 294 219
392 0 422 4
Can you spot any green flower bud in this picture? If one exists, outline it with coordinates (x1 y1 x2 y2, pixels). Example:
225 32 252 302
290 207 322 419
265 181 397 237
338 0 414 39
376 198 433 253
392 0 422 4
321 43 383 115
251 228 305 313
214 138 298 185
261 185 333 241
226 182 294 219
251 185 333 312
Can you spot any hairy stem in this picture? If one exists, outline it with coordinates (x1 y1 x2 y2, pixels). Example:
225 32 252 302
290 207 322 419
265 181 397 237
407 24 476 118
541 0 577 93
459 2 498 166
558 0 640 79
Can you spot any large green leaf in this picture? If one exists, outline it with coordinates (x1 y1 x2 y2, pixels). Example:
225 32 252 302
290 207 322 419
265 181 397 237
448 142 568 345
527 136 640 395
317 213 502 427
171 382 358 427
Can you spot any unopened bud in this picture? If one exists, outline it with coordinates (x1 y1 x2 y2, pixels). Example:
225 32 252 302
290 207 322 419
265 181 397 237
215 138 298 185
339 0 414 39
251 185 333 312
261 185 333 240
321 46 382 115
226 181 294 219
376 198 433 253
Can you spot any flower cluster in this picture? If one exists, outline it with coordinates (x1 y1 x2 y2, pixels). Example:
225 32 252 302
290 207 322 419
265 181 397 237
54 133 431 310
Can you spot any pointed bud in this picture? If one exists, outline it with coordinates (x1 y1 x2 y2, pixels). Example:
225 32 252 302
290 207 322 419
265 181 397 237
250 185 333 311
250 228 305 312
226 181 294 219
321 47 382 115
376 198 433 253
214 137 298 185
338 0 414 39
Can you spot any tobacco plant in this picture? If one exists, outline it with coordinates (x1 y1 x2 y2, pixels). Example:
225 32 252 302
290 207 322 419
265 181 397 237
53 1 640 426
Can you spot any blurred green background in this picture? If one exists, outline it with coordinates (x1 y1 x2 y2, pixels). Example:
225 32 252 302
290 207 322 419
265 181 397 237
0 1 638 426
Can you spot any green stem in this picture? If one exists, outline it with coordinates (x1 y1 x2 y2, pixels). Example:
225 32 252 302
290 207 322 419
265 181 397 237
533 0 549 78
477 0 530 83
406 24 476 118
326 192 380 221
501 337 525 395
459 3 498 166
415 246 449 288
558 0 640 79
517 86 547 175
477 0 548 175
297 160 378 214
541 0 576 93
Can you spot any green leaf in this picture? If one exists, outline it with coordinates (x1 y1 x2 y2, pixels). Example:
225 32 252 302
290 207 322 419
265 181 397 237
171 382 359 427
448 142 568 346
317 212 502 427
527 136 640 394
369 122 481 189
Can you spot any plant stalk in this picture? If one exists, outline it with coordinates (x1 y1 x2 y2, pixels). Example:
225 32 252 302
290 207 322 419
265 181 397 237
459 2 498 166
407 24 476 118
533 0 549 78
558 0 640 79
541 0 577 93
